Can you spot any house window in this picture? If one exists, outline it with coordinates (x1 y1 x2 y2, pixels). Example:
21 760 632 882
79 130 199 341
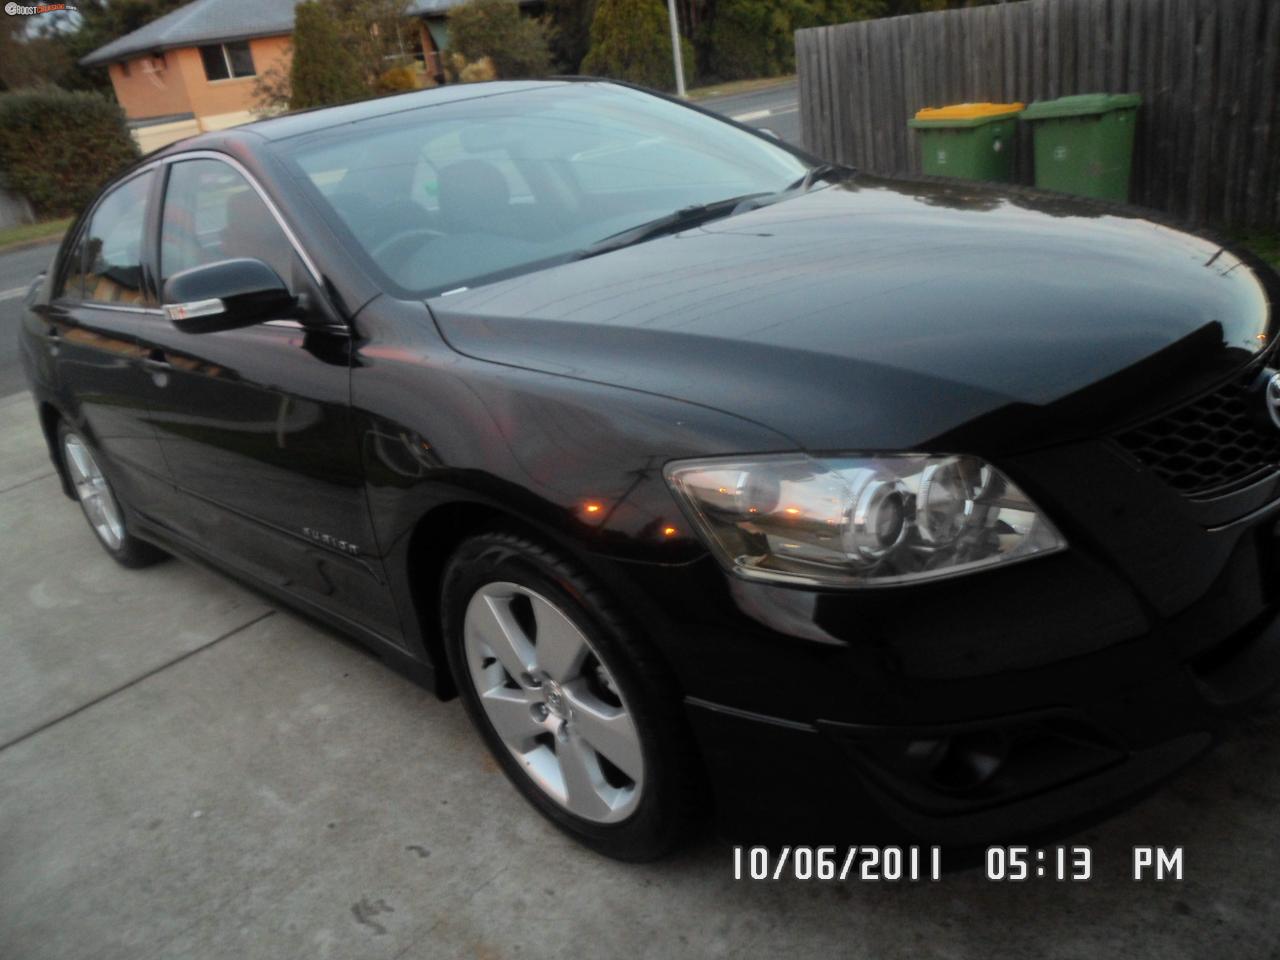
198 41 255 81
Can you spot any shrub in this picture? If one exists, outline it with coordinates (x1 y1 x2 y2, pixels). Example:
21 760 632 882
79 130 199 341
544 0 599 73
289 0 369 109
0 89 138 218
581 0 695 92
448 0 553 79
373 63 421 94
458 56 499 83
705 0 792 80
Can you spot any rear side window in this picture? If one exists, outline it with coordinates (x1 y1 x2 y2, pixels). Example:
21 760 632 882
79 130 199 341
75 171 156 306
160 159 293 288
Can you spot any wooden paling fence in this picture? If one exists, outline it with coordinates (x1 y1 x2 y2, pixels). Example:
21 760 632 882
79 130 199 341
796 0 1280 228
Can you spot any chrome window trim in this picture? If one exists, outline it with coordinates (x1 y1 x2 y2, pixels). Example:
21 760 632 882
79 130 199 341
158 150 324 286
61 162 163 307
82 302 165 316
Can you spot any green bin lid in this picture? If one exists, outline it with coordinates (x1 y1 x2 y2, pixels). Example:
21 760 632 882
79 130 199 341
1020 92 1141 120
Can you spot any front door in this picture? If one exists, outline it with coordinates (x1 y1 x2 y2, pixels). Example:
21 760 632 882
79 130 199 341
135 155 401 641
46 168 172 515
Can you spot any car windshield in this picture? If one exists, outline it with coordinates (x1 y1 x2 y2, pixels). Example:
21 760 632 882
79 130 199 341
277 82 810 298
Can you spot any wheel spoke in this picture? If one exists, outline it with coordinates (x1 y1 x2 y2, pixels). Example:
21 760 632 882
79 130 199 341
65 440 93 483
478 686 541 745
465 592 536 681
529 594 588 683
564 685 643 782
557 730 611 820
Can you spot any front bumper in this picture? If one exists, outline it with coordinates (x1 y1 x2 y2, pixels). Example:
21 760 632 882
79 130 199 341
589 458 1280 843
685 599 1280 845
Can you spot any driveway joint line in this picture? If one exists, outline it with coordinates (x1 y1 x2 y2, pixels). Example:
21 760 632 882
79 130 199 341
0 470 56 496
0 609 276 754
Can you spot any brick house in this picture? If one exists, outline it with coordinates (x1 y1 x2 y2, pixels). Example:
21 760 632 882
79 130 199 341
81 0 541 152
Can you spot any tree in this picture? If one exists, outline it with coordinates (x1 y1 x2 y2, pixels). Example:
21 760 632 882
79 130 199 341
703 0 883 81
543 0 598 73
580 0 695 92
289 1 368 109
448 0 553 79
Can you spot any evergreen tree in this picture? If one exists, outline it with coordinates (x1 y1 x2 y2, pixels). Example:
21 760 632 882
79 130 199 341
449 0 553 79
580 0 695 92
289 0 368 109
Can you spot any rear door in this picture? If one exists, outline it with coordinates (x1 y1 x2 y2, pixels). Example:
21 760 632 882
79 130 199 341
133 154 401 639
45 168 172 514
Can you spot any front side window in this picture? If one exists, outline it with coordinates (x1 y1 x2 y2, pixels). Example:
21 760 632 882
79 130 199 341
280 83 808 298
199 41 255 81
161 159 293 288
73 171 155 306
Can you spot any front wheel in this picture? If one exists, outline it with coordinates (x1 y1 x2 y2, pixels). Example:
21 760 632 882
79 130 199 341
440 530 703 860
58 423 166 569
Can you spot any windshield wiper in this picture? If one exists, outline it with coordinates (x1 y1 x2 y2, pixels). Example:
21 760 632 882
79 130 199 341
784 162 848 194
575 192 773 261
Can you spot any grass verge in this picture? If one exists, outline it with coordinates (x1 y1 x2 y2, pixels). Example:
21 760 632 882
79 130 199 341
0 217 71 254
1237 231 1280 270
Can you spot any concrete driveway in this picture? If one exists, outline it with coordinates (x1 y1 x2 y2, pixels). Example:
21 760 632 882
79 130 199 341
3 390 1280 958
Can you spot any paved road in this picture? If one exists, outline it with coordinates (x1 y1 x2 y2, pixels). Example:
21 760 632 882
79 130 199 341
700 80 802 146
0 242 57 398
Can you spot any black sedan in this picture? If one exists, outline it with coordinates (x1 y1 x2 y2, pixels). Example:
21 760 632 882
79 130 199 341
19 79 1280 861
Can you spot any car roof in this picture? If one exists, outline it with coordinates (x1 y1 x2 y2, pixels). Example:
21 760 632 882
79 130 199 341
150 79 580 158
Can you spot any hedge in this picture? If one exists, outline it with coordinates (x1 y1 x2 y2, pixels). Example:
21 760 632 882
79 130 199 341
0 89 139 219
581 0 695 92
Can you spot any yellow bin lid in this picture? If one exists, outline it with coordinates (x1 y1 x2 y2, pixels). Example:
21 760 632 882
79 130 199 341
909 102 1025 127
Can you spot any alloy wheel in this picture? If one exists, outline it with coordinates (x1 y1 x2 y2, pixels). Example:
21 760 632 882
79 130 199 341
63 433 125 551
463 581 644 823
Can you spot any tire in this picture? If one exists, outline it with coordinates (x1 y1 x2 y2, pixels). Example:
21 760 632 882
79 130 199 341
57 422 167 569
440 529 704 861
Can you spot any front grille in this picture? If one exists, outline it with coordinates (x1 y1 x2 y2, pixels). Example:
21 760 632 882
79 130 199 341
1115 365 1280 497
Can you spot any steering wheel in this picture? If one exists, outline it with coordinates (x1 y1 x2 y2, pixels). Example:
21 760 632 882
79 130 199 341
370 227 446 269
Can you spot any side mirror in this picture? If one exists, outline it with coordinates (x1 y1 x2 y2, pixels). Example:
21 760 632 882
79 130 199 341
162 258 294 334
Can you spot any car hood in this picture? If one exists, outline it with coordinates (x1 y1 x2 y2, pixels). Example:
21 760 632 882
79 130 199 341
428 174 1275 453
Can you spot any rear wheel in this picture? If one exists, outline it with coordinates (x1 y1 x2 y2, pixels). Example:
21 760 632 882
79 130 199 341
440 529 702 860
58 423 166 569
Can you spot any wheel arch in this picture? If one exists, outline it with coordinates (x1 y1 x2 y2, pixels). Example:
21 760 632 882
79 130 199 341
38 401 75 500
400 494 675 702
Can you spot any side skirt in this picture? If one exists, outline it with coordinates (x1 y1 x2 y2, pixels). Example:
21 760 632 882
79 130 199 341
129 510 450 698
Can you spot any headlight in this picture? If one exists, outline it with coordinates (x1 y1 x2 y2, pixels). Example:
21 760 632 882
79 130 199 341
664 454 1065 587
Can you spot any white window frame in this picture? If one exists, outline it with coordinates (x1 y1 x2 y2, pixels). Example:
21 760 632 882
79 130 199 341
201 42 255 83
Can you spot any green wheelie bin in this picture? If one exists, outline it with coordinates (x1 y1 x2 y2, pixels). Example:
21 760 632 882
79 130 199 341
907 102 1025 182
1020 93 1142 201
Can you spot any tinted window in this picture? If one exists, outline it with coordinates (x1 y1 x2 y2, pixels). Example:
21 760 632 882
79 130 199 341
79 171 155 306
200 43 255 81
281 83 808 298
226 42 255 78
161 159 293 288
199 45 229 81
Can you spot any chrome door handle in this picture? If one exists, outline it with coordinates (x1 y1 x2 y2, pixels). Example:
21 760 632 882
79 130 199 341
142 348 171 369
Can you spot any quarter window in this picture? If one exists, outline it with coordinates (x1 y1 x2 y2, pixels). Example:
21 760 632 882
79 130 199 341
69 171 156 306
160 159 293 287
199 41 255 81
